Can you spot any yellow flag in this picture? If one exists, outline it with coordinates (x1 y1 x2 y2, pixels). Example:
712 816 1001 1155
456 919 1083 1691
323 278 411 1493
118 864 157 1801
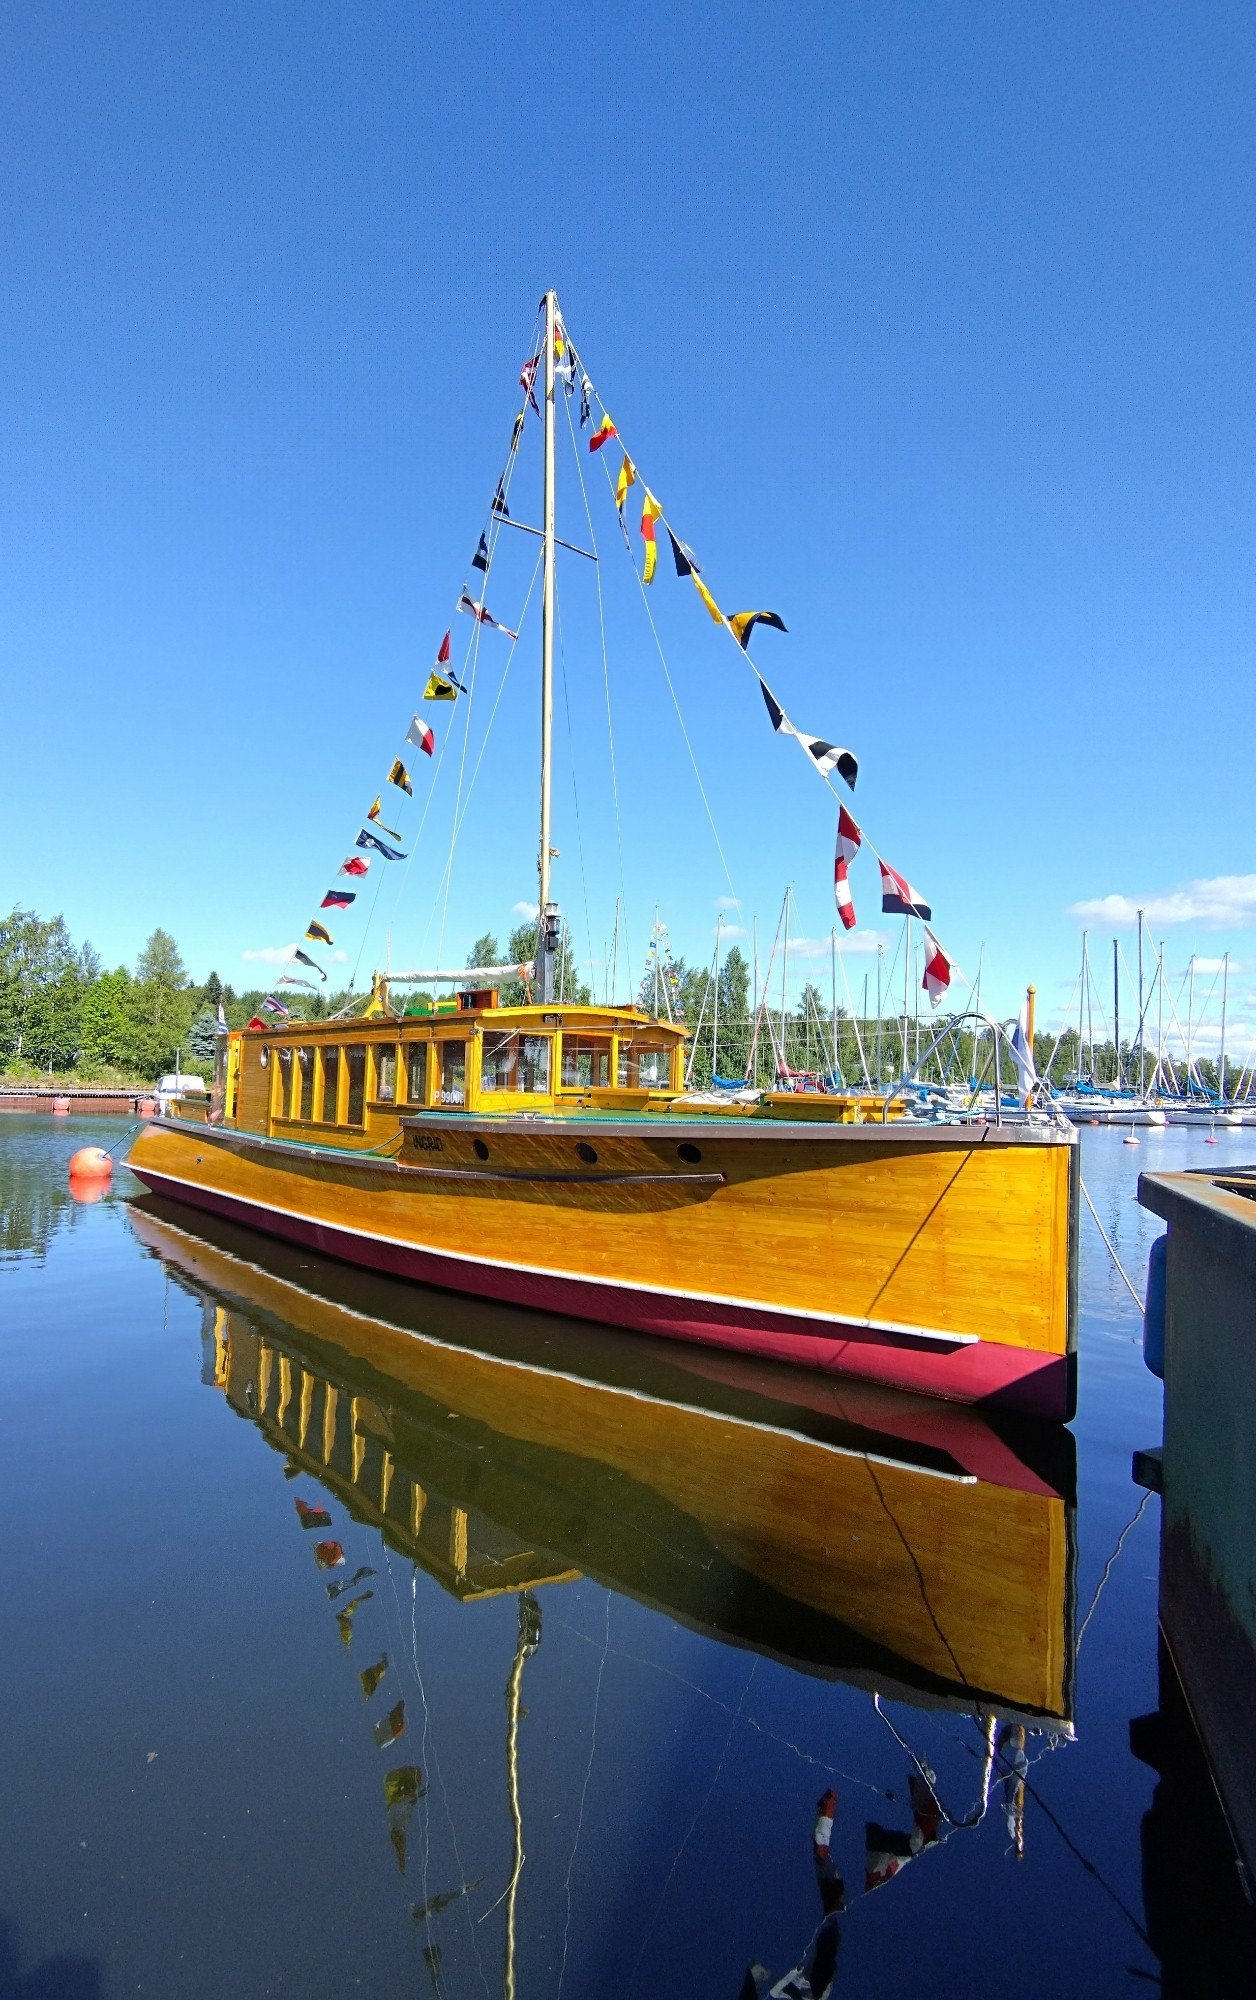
615 454 637 512
423 673 459 701
692 573 726 626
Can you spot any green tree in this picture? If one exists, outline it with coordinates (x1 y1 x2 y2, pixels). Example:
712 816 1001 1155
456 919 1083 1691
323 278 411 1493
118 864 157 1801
187 1007 220 1063
204 971 223 1010
136 929 188 1027
467 933 500 969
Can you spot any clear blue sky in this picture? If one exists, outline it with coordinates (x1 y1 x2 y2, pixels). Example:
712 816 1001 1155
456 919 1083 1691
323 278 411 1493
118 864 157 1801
2 2 1253 1049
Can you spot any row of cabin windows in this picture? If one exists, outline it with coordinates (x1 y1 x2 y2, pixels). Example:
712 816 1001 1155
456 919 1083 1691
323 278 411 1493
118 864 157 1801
266 1034 675 1126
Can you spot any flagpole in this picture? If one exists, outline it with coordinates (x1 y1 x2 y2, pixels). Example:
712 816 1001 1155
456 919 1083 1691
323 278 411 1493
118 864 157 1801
538 288 557 988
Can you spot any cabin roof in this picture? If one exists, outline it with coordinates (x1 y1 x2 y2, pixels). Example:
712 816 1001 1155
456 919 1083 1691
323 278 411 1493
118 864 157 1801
236 1003 687 1042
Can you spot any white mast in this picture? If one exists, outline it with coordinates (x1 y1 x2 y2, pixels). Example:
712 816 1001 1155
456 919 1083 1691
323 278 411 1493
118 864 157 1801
1219 950 1229 1104
538 289 558 997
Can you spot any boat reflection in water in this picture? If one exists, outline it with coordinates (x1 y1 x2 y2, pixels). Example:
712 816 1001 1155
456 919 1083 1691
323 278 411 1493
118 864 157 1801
129 1194 1075 1991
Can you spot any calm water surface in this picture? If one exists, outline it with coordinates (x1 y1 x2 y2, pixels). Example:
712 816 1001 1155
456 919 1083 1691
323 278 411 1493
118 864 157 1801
0 1116 1245 1996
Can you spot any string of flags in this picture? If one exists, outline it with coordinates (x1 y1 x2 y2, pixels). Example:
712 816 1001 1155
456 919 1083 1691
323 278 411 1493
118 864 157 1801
564 321 960 1014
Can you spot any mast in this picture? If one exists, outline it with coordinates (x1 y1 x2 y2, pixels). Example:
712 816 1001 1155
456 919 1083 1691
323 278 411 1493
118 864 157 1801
1136 909 1145 1097
1186 954 1196 1090
538 289 558 999
1112 938 1121 1091
779 889 791 1084
901 915 911 1079
1219 951 1229 1104
1157 940 1165 1095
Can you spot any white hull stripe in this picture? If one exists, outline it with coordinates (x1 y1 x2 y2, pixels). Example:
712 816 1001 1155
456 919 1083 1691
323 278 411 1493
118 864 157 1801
132 1160 979 1348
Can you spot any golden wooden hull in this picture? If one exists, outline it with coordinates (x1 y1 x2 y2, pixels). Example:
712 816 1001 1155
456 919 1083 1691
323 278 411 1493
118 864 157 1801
130 1198 1075 1721
127 1106 1078 1417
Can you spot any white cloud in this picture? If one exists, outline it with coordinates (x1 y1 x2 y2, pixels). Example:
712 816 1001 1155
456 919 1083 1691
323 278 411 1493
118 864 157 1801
511 900 539 920
1070 874 1256 930
790 929 889 960
241 944 298 965
715 924 749 940
714 895 742 910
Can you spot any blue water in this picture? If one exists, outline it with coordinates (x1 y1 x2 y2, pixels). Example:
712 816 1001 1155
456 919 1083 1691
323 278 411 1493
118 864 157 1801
0 1116 1244 1996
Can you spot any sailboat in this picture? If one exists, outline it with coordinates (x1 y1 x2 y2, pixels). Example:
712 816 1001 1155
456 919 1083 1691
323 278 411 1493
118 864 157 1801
127 292 1079 1419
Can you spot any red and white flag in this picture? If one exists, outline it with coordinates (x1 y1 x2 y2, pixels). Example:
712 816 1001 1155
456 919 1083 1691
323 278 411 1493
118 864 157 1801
834 806 861 931
921 929 952 1006
406 715 435 757
339 855 370 877
436 629 451 664
458 592 517 641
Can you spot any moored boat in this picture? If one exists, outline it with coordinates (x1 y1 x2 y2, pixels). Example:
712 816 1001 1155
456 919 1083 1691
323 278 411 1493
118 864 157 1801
127 291 1079 1418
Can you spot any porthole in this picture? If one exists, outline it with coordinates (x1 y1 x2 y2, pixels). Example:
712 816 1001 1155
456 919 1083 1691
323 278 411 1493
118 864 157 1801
259 1047 269 1067
678 1142 702 1164
473 1138 490 1161
576 1141 598 1165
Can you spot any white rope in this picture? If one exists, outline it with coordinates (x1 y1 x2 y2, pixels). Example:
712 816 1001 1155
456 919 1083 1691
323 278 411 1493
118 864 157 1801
1079 1174 1146 1312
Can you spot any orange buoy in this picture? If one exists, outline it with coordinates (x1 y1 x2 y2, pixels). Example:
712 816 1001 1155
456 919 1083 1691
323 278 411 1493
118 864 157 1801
68 1146 113 1183
68 1176 109 1205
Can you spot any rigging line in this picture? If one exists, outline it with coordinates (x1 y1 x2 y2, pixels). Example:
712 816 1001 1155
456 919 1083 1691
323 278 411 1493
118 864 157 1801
381 1549 493 2000
436 607 490 965
554 591 597 1002
625 1656 760 2000
1076 1488 1155 1652
592 448 741 909
871 1698 990 1833
560 382 630 957
1079 1175 1147 1314
555 1593 610 2000
444 550 544 873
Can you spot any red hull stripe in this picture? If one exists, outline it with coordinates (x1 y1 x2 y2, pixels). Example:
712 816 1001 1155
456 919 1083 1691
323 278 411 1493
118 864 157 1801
128 1167 1069 1419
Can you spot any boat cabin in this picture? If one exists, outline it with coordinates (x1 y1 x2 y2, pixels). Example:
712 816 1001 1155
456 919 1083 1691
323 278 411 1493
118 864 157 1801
201 984 688 1146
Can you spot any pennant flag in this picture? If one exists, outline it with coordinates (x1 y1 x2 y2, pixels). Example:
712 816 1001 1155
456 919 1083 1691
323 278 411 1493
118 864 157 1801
510 411 524 452
424 673 459 701
293 948 327 981
314 1540 345 1570
374 1700 406 1750
357 829 407 862
340 855 370 876
245 1015 268 1031
436 630 451 665
640 491 662 583
471 532 489 573
367 799 402 839
388 757 412 796
589 413 617 452
458 592 518 640
758 679 858 789
335 1591 373 1648
835 806 861 931
294 1497 332 1530
922 930 952 1007
261 995 289 1017
667 528 702 577
879 860 931 921
278 975 317 989
406 715 435 757
326 1566 376 1601
359 1655 388 1700
615 454 637 512
322 889 356 909
580 375 592 426
216 1003 228 1031
728 610 787 652
519 352 540 414
492 481 509 517
692 573 726 626
305 921 333 947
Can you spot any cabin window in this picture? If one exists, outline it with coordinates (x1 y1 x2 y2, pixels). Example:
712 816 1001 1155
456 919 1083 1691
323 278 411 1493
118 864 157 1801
482 1033 551 1094
375 1047 397 1103
618 1043 672 1089
276 1046 294 1117
297 1048 315 1121
345 1045 366 1125
321 1047 341 1122
560 1038 610 1089
406 1042 428 1106
439 1041 466 1105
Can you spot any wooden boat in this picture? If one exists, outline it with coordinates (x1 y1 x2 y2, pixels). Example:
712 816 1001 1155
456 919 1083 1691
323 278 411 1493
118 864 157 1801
129 1197 1076 1722
127 290 1079 1418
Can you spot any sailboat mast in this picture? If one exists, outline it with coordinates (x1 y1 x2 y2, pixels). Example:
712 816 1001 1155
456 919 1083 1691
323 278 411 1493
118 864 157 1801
538 289 558 969
1113 938 1121 1090
1219 950 1229 1104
